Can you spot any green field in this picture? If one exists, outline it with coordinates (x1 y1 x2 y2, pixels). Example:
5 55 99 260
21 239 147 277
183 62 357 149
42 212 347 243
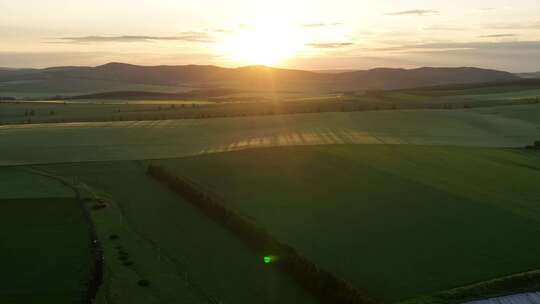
0 168 92 303
1 104 539 166
39 161 316 304
2 81 540 304
2 80 539 126
0 79 188 99
0 167 73 199
152 145 540 302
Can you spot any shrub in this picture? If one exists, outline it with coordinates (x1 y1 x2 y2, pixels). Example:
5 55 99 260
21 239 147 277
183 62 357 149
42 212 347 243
92 204 106 210
137 279 151 287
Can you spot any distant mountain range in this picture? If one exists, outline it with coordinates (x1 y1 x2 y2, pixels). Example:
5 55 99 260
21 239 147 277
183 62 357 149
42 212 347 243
517 71 540 79
0 62 520 97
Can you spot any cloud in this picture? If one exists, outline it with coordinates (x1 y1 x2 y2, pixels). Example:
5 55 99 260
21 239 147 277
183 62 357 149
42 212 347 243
372 40 540 53
303 22 343 28
479 34 517 38
56 32 215 44
307 42 354 49
205 28 234 34
386 9 438 16
422 25 465 31
485 20 540 30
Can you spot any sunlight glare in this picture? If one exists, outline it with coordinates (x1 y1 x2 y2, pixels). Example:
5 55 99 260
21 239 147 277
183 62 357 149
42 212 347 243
218 20 304 66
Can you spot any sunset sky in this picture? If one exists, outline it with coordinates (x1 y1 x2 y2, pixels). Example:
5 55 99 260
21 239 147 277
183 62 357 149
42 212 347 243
1 0 539 71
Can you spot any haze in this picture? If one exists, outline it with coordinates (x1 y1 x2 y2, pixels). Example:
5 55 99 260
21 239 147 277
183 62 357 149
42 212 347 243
1 0 539 72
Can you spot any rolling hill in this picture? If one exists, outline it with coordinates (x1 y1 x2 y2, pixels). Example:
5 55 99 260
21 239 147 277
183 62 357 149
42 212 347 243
518 71 540 79
0 63 519 97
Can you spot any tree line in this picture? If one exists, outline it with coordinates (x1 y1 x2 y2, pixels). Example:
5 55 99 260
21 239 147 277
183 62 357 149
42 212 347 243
147 165 376 304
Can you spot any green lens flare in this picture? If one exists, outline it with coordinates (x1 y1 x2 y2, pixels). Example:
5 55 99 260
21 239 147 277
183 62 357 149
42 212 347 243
263 256 274 264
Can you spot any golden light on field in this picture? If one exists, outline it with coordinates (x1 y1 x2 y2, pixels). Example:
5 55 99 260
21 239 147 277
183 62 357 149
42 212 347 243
218 20 304 66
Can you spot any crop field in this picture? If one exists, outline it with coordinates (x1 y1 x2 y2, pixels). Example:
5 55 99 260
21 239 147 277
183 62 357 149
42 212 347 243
0 167 73 199
0 168 91 304
1 104 539 166
39 161 316 304
2 81 539 125
462 89 540 101
0 79 187 99
152 145 540 302
402 81 540 96
1 83 540 304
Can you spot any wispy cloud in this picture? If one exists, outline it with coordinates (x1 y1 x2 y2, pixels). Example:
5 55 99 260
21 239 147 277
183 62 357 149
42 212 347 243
386 9 439 16
56 32 215 44
422 25 465 31
479 34 517 38
484 20 540 30
372 41 540 53
307 42 354 49
303 22 343 28
205 28 234 34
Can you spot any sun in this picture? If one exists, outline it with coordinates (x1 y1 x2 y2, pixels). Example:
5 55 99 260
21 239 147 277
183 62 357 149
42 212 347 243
218 21 303 66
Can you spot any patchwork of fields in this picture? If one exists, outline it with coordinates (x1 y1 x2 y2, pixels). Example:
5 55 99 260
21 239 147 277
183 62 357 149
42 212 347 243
152 145 540 302
0 168 92 304
40 162 316 304
1 104 539 166
1 81 540 304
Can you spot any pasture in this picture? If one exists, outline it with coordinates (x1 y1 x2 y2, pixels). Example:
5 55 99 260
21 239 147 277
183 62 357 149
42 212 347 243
152 145 540 302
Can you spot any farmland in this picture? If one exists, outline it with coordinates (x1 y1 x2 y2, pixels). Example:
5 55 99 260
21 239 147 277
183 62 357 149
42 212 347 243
4 2 540 303
1 103 540 166
1 77 540 304
2 77 540 126
39 161 317 304
0 168 92 304
151 145 540 302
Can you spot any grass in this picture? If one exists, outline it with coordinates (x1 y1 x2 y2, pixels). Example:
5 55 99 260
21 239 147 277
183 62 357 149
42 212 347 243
40 161 317 304
152 144 540 303
0 78 187 98
0 167 93 303
461 89 540 101
0 197 92 304
0 167 73 198
2 84 539 125
402 81 540 97
1 104 539 166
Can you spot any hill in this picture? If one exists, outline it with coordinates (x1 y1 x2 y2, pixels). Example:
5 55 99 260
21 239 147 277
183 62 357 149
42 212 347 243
0 63 518 97
518 71 540 79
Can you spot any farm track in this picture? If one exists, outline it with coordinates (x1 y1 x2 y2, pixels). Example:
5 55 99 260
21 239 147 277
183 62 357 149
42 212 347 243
27 166 221 304
24 167 104 304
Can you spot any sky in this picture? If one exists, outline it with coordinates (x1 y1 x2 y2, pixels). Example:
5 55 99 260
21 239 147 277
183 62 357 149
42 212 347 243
0 0 539 72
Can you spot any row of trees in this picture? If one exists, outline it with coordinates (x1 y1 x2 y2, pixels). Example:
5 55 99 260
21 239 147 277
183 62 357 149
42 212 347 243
147 165 375 304
526 141 540 150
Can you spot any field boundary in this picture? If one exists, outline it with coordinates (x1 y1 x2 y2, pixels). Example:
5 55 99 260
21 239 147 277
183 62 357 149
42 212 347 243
25 167 104 304
2 97 538 126
401 270 540 304
147 164 377 304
